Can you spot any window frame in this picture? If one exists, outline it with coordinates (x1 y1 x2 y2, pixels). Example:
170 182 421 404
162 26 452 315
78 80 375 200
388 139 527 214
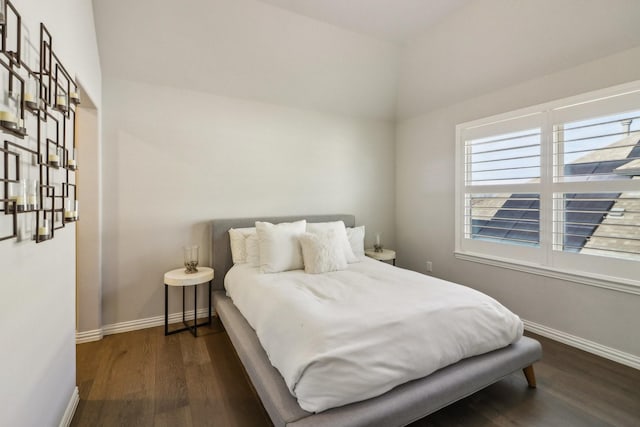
455 80 640 295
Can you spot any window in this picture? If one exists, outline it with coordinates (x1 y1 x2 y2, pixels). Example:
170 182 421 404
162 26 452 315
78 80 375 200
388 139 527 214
456 82 640 290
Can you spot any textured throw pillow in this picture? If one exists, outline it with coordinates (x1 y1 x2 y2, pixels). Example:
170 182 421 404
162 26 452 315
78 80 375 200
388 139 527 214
246 234 260 267
346 225 365 258
256 220 307 273
228 227 256 263
298 231 348 274
306 221 358 263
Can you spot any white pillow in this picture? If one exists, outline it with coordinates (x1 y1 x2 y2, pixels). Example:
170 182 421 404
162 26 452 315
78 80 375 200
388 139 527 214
228 227 256 263
298 231 348 274
256 220 307 273
346 225 365 258
246 234 260 267
306 221 358 263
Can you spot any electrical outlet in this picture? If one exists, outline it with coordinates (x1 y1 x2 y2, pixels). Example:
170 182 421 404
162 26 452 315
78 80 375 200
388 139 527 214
426 261 433 273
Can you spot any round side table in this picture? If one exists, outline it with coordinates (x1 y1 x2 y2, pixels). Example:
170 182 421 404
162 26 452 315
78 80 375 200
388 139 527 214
164 266 214 337
365 248 396 266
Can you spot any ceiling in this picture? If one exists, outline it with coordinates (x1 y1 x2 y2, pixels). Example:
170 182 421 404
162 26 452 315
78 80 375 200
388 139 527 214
93 0 640 120
93 0 401 120
256 0 470 43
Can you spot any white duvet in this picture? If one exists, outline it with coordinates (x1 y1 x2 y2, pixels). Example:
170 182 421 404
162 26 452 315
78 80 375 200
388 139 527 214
225 258 523 413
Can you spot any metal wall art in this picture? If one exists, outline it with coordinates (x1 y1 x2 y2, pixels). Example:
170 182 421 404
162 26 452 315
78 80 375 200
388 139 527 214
0 0 80 243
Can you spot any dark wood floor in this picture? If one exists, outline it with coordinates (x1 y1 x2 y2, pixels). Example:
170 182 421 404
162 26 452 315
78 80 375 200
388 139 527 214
72 319 640 427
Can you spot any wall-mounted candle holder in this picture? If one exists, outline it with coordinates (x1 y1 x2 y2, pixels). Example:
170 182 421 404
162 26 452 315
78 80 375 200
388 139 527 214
5 181 17 213
14 179 26 212
2 143 19 214
37 217 50 241
63 199 77 222
0 4 78 246
67 148 77 170
2 143 42 217
0 139 18 240
34 184 56 243
54 92 68 113
0 91 19 130
24 73 42 111
47 145 60 168
27 179 38 210
69 90 80 105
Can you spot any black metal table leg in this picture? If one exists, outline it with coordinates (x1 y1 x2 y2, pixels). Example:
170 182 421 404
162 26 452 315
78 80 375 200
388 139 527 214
165 275 214 336
167 284 198 337
193 284 198 337
208 280 212 324
164 284 169 336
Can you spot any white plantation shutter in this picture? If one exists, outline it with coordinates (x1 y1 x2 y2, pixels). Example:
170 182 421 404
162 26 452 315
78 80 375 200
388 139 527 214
456 82 640 288
551 91 640 264
458 113 543 263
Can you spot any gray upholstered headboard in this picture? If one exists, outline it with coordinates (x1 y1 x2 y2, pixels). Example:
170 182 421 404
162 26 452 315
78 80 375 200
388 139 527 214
210 214 356 291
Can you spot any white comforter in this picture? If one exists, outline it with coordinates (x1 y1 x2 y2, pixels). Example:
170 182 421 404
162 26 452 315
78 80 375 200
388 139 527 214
225 258 523 413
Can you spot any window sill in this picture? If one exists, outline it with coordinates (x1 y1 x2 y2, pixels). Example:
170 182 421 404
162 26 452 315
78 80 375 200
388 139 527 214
453 251 640 296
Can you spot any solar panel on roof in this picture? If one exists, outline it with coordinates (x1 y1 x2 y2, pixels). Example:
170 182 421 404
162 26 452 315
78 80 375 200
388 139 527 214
473 138 639 249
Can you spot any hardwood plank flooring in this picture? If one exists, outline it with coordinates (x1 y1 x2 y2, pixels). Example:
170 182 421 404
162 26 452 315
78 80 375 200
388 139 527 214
72 320 640 426
72 320 270 427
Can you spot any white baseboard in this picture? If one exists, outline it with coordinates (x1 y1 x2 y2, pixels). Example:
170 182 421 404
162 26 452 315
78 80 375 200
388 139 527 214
76 308 212 342
75 328 103 344
59 386 79 427
523 319 640 370
101 308 212 337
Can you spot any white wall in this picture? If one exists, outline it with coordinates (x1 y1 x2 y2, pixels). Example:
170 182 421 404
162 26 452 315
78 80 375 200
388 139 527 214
396 46 640 358
94 0 399 327
0 0 101 425
101 78 395 325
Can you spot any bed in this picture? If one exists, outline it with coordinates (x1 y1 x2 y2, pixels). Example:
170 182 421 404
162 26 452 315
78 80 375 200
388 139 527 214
210 214 542 427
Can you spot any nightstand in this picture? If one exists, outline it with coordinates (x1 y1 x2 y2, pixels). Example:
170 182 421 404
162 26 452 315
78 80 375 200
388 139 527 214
365 248 396 266
164 266 214 337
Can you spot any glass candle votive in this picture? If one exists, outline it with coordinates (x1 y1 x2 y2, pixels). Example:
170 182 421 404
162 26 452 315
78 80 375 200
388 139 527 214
184 245 199 273
25 74 41 111
374 232 383 252
48 147 61 168
67 148 78 170
27 179 38 210
7 182 17 213
15 180 27 212
0 90 18 128
64 199 78 222
38 218 50 240
56 93 69 112
70 91 80 105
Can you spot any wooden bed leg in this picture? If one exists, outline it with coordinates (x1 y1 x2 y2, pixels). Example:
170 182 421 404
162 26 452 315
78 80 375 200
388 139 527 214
522 365 537 388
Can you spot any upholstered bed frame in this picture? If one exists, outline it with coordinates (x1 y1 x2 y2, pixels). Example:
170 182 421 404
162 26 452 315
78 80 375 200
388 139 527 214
210 214 542 427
